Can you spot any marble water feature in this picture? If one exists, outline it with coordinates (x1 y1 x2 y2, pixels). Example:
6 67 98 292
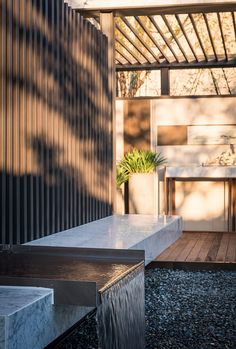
0 245 145 349
97 264 145 349
0 214 182 348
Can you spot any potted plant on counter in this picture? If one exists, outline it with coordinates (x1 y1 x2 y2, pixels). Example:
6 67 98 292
116 148 167 214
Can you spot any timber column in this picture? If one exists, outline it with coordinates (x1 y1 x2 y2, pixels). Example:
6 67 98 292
100 12 117 212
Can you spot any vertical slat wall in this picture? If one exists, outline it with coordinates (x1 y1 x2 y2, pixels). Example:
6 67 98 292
0 0 112 244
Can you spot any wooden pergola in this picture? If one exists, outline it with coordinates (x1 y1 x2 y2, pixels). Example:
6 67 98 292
66 0 236 71
66 1 236 106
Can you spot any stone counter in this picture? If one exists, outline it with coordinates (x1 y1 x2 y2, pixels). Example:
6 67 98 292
166 166 236 179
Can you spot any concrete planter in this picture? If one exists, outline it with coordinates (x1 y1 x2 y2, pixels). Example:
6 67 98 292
128 173 156 215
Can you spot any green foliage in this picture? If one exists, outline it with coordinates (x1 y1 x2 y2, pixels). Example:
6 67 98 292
116 148 167 187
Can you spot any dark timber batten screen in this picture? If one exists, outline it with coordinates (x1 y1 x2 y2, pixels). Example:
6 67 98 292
0 0 112 244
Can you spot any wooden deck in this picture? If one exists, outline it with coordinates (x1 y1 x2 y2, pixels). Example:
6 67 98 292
153 232 236 269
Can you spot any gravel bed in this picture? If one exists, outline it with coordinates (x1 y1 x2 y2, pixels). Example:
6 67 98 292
55 268 236 349
55 311 98 349
145 268 236 349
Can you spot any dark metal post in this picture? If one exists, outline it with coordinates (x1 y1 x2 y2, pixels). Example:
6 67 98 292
161 67 170 95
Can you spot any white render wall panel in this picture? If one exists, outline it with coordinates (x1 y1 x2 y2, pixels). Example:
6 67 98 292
152 97 236 126
157 144 231 166
187 125 236 145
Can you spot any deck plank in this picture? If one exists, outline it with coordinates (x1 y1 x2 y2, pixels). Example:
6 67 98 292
175 239 198 261
186 238 206 261
205 233 223 262
225 235 236 262
156 237 185 261
166 238 190 261
216 233 230 261
195 233 216 262
155 232 236 264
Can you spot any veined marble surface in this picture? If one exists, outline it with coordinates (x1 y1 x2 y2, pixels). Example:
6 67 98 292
0 286 52 316
0 318 5 349
27 214 182 262
166 166 236 178
0 286 93 349
0 286 53 349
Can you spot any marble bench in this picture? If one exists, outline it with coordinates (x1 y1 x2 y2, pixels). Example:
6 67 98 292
27 214 182 265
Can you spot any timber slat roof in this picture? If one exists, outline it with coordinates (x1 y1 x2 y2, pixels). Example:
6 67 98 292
114 11 236 70
67 1 236 70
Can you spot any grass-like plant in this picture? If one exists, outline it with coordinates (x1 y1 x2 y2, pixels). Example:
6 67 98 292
116 148 167 187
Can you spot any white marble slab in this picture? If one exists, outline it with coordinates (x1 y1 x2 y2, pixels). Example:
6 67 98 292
0 286 94 349
0 286 53 349
27 214 182 264
166 166 236 178
0 286 53 317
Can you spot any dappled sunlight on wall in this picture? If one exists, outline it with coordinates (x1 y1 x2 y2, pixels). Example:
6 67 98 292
157 145 231 166
0 0 112 244
176 182 228 221
175 181 228 231
152 97 236 127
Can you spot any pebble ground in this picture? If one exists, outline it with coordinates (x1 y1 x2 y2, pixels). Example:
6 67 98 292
145 268 236 349
56 268 236 349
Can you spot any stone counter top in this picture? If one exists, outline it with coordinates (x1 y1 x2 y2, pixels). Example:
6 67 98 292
165 166 236 178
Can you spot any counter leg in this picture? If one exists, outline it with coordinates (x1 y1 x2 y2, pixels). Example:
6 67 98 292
165 178 169 215
228 179 232 233
172 179 176 215
232 179 236 232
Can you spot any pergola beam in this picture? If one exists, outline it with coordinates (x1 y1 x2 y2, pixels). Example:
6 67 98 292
217 13 228 61
149 16 179 62
115 47 132 65
121 17 160 63
116 36 141 64
175 14 199 61
115 55 125 65
161 14 189 62
116 57 236 71
203 13 218 61
115 21 150 63
189 13 208 61
232 11 236 41
134 16 170 63
66 1 236 17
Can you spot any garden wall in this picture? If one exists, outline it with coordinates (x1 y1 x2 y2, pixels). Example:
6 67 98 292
0 0 112 243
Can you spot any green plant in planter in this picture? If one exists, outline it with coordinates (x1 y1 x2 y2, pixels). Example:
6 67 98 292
116 148 167 187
